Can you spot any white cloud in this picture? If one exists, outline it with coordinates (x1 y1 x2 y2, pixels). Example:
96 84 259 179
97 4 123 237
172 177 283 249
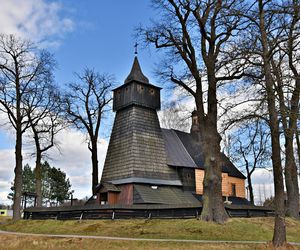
250 168 274 205
0 0 74 47
0 149 15 204
46 128 108 198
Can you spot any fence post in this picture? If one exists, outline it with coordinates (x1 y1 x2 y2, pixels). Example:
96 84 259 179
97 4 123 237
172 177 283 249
112 211 115 220
247 209 250 217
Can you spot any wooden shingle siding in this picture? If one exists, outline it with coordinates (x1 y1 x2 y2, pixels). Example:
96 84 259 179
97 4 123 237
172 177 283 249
178 168 196 191
102 105 180 183
113 82 161 111
195 169 245 198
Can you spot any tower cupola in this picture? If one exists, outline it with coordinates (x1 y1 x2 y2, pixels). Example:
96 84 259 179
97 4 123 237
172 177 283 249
112 57 161 112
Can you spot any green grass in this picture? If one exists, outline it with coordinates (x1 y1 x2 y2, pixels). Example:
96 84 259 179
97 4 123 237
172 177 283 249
0 217 300 243
0 234 287 250
0 216 12 224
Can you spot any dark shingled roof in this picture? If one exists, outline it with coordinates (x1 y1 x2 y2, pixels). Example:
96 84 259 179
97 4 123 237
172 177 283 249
173 130 205 167
124 56 149 84
162 129 246 179
95 182 121 193
111 177 182 186
220 154 246 179
193 194 251 206
161 129 197 168
133 184 200 205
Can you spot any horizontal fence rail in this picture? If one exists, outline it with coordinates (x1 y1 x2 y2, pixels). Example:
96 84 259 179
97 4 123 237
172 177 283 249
23 204 278 220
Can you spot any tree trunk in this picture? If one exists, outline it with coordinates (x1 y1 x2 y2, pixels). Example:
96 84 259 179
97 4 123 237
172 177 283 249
296 129 300 171
258 0 286 245
246 167 255 205
13 127 23 221
267 85 286 246
198 60 227 223
91 138 99 194
285 136 300 218
13 73 23 221
35 151 42 207
273 60 299 218
200 128 228 223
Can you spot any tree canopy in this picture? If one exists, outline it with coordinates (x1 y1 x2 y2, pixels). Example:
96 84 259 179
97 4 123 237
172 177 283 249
8 161 71 206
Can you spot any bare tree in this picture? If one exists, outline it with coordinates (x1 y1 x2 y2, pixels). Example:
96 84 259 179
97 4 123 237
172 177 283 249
0 34 54 220
159 101 191 132
276 0 300 219
238 0 287 246
138 0 249 223
296 128 300 174
227 120 271 205
24 81 64 207
64 69 113 194
222 0 299 245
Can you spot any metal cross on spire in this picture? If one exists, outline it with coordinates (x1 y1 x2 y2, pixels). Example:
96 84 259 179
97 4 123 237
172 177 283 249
134 42 139 55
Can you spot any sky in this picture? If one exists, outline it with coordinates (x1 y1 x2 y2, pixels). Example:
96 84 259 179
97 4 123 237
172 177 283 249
0 0 276 205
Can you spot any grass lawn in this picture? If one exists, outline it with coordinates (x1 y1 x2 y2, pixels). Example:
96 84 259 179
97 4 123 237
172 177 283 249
1 234 292 250
0 216 11 223
0 217 299 249
1 217 300 242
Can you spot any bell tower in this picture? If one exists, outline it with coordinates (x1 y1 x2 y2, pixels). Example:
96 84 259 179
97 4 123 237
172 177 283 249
101 57 180 196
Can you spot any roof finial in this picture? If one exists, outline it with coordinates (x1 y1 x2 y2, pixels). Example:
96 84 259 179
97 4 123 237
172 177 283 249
134 42 138 55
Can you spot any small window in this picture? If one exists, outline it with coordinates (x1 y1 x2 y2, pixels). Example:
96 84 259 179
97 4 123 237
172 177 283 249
137 85 144 93
100 192 108 204
231 184 236 197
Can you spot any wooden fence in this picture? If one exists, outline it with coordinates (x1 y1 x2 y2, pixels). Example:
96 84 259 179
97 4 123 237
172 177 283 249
24 204 275 220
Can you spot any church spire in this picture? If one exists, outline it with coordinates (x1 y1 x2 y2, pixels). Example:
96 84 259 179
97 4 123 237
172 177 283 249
124 56 149 84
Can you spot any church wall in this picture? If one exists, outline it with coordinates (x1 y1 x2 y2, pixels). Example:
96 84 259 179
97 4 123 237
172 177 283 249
228 176 246 198
178 168 196 191
222 173 229 196
116 184 133 205
195 169 245 198
108 193 119 205
195 169 205 194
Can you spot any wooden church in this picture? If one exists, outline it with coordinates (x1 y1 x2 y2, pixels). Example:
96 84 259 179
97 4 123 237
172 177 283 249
96 57 247 206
